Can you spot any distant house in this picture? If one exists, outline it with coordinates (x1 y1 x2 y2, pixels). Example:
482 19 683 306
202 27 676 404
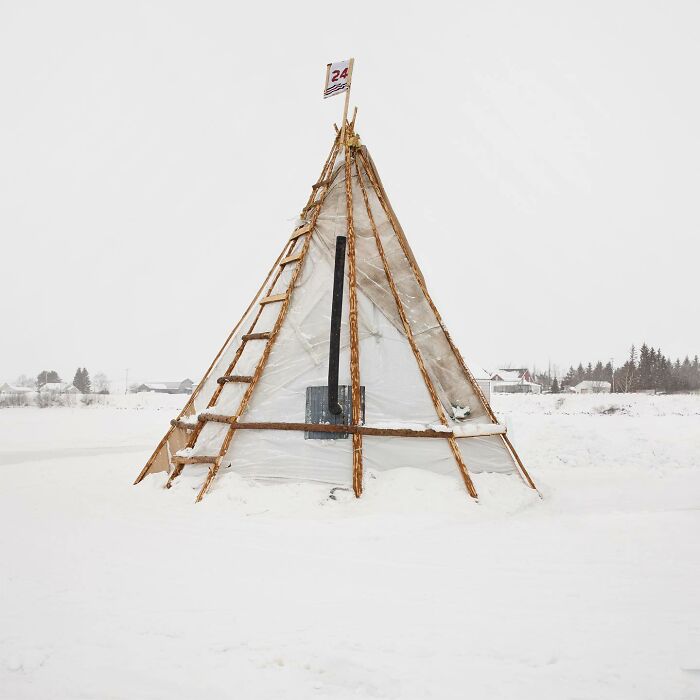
136 379 194 395
39 382 81 394
465 364 492 403
491 368 542 394
0 383 35 395
570 380 611 394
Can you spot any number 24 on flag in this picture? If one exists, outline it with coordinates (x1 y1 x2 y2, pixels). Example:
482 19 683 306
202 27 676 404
324 59 352 99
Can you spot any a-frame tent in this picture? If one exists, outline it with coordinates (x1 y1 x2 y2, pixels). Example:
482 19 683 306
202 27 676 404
134 119 538 502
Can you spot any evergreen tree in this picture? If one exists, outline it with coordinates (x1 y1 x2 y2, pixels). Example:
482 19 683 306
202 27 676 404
627 345 638 391
556 345 697 395
649 347 659 390
37 370 61 387
638 343 651 390
655 351 670 393
551 377 560 394
672 359 682 392
562 366 576 388
71 368 91 393
680 356 692 391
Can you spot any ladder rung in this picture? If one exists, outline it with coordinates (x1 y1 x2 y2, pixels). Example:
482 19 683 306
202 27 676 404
171 455 218 465
280 251 303 267
289 226 312 242
199 413 235 424
217 375 254 385
260 293 286 305
170 418 197 431
312 179 330 190
242 332 271 341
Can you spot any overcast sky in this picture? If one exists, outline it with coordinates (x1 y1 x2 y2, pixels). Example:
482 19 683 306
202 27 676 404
1 1 698 388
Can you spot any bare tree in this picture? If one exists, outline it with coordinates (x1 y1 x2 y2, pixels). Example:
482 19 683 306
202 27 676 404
93 372 110 394
15 374 36 388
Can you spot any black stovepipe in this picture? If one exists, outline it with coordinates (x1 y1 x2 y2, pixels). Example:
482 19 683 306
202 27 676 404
327 235 347 415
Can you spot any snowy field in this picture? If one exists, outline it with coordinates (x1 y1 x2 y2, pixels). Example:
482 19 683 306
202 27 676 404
1 393 699 699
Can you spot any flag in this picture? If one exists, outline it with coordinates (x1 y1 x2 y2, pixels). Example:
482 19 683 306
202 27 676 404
324 59 352 99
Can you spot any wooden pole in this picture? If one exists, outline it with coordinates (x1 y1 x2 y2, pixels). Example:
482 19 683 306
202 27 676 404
339 58 354 144
339 61 362 496
344 148 364 497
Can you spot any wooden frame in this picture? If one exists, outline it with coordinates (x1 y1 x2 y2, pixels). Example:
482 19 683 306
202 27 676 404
137 119 538 501
344 125 364 497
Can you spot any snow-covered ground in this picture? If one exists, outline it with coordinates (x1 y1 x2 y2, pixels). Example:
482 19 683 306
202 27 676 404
1 393 699 699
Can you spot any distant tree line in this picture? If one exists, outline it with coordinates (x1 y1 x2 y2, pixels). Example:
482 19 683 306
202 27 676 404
534 343 700 394
27 368 110 393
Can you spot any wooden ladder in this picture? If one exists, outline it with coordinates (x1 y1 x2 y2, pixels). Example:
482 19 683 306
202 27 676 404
166 137 342 500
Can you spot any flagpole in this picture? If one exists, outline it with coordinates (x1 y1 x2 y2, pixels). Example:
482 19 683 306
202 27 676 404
340 58 355 142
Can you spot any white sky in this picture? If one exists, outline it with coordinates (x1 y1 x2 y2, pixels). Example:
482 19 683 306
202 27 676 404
1 1 698 387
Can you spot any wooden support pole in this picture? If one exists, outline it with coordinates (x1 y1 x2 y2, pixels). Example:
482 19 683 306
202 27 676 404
354 158 477 500
339 58 355 145
164 464 184 489
345 146 364 497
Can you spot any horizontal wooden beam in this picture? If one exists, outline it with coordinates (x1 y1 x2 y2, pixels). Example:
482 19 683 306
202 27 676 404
259 293 286 305
171 455 218 465
193 418 457 439
280 251 304 267
216 375 253 385
312 179 331 190
289 224 312 242
242 332 271 341
198 412 233 424
192 418 506 439
170 418 197 430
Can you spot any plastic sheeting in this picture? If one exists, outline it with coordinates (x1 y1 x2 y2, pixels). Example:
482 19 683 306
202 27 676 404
165 144 521 486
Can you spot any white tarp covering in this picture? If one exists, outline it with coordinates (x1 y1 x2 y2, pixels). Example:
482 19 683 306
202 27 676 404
174 145 520 487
